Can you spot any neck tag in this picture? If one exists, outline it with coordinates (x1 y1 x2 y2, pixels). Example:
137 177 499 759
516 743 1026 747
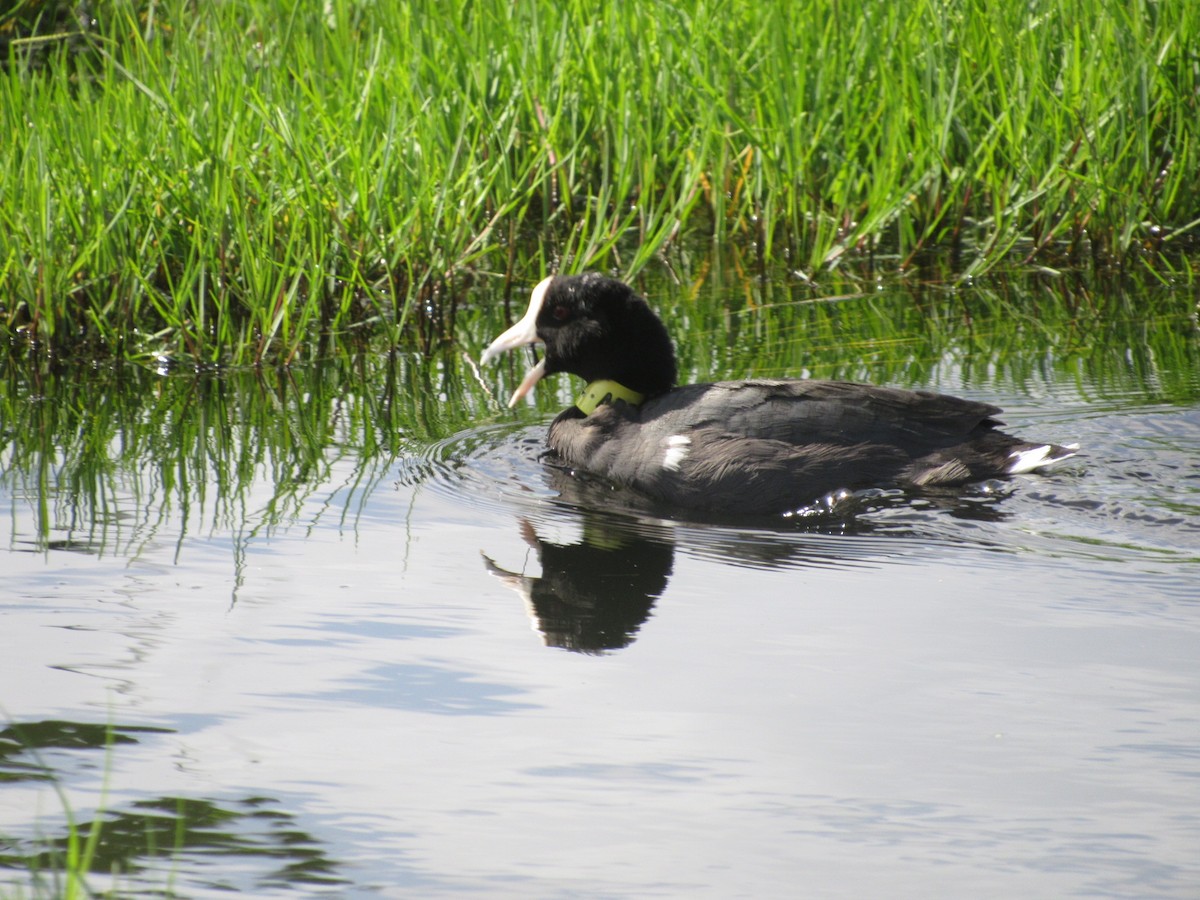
575 379 645 415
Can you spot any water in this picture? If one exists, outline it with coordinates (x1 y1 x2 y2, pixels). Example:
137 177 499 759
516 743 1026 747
2 276 1199 898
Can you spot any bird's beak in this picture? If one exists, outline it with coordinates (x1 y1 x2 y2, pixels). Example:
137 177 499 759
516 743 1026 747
481 276 553 408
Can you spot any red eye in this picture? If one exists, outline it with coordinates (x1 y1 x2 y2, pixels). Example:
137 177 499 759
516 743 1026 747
551 304 570 321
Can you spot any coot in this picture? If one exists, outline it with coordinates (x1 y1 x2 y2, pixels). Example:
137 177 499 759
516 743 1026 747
481 273 1077 516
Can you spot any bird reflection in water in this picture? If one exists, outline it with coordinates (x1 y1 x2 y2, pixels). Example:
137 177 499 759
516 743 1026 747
483 518 673 654
481 455 1021 653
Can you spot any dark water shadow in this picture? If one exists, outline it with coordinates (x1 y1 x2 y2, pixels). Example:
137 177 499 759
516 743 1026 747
0 718 351 893
4 795 348 892
0 720 173 784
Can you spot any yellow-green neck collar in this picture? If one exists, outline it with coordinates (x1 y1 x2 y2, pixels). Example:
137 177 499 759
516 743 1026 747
575 379 645 415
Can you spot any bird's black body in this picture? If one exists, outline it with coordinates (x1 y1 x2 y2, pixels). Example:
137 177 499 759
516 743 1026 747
482 273 1077 517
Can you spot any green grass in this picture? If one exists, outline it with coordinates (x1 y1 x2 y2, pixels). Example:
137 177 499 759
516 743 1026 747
1 0 1197 362
0 718 343 898
0 721 120 900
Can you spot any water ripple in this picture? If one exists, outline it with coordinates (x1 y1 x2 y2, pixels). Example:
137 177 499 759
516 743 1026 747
391 410 1189 586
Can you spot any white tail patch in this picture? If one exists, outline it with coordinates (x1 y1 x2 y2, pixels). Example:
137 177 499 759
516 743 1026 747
662 434 691 472
1007 443 1079 474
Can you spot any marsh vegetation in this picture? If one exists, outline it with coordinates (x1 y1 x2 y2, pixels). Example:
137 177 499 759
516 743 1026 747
1 0 1197 363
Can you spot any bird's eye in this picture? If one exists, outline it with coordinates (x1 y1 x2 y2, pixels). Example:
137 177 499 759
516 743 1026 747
551 304 570 321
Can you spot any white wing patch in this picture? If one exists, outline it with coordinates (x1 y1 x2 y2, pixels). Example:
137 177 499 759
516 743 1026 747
662 434 691 472
1007 443 1079 474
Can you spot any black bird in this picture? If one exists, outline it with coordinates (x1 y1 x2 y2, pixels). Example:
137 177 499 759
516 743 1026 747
481 273 1077 517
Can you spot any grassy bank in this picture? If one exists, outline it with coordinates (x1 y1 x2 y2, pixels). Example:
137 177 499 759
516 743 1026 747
1 0 1197 362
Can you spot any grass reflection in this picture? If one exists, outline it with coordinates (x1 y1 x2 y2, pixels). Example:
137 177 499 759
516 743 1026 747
1 270 1197 558
0 351 493 557
0 716 345 895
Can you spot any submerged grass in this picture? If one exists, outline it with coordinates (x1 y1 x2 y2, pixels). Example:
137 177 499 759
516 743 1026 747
0 720 120 900
0 720 340 897
1 0 1198 362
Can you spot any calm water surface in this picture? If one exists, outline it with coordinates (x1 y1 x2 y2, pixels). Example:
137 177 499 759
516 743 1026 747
2 279 1199 898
